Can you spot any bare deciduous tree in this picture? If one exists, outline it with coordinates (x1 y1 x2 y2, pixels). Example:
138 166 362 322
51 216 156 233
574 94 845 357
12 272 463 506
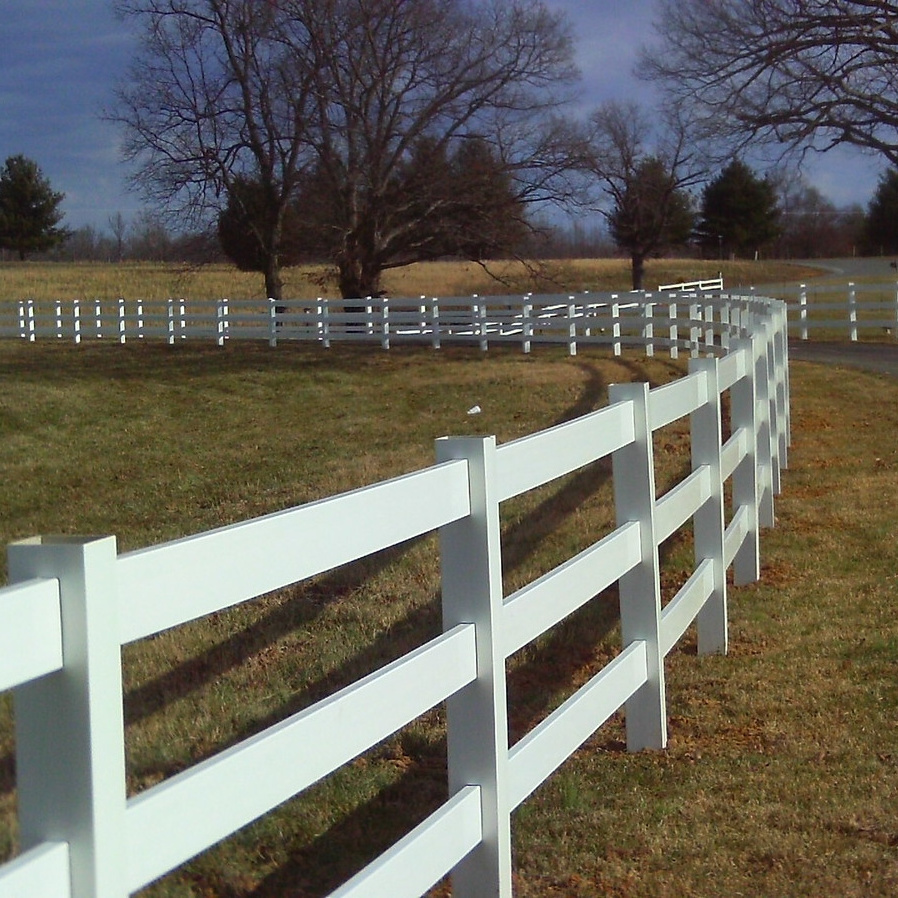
644 0 898 167
112 0 582 301
587 102 703 289
112 0 317 301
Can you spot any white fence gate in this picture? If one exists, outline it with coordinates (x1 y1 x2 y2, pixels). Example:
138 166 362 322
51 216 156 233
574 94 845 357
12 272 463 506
0 292 789 898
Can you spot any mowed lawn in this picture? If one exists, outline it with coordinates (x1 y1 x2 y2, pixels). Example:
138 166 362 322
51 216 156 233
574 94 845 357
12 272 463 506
0 260 895 896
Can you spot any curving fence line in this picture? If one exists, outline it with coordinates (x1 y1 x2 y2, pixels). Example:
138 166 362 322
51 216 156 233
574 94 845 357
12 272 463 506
6 289 775 358
0 291 789 898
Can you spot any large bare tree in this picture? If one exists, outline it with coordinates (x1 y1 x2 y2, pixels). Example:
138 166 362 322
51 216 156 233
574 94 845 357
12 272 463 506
113 1 319 302
587 102 703 290
113 0 581 300
644 0 898 167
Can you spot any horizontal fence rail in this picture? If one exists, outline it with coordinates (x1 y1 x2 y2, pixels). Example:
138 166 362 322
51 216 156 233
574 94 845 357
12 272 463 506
0 292 790 898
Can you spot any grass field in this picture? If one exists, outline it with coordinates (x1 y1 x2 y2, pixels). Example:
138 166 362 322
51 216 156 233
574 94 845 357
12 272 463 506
0 257 823 302
1 260 896 896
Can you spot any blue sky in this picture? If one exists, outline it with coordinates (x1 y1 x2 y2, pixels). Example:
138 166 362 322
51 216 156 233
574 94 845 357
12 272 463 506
0 1 886 231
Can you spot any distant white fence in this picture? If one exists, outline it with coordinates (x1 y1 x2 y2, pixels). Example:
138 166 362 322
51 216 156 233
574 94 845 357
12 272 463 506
657 276 724 292
736 281 898 341
0 292 789 898
4 289 773 358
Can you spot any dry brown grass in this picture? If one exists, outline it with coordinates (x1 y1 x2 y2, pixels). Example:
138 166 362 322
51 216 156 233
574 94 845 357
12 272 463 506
0 257 822 303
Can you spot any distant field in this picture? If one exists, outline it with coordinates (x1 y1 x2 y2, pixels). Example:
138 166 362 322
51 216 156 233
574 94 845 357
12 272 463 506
0 257 823 303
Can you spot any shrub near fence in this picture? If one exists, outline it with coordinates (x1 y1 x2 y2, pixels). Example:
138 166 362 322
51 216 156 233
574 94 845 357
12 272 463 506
0 292 789 898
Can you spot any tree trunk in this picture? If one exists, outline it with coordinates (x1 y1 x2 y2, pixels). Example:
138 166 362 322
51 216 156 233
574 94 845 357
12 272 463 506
263 253 287 318
337 257 382 301
337 255 383 338
630 253 646 291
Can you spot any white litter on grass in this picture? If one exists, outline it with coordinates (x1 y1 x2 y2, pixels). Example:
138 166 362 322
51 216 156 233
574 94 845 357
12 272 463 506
467 405 482 415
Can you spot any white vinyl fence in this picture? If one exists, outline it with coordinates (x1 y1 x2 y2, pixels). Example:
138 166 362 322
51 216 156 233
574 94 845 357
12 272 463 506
0 292 789 898
3 289 771 358
736 281 898 341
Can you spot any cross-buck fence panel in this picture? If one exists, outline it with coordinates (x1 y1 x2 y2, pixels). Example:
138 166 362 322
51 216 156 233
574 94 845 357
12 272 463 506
0 291 789 898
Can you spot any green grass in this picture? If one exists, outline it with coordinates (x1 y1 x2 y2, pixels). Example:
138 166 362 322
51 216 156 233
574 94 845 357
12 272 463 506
1 283 897 895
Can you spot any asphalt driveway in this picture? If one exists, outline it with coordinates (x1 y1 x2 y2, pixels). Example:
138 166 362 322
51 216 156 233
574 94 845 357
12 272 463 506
789 340 898 378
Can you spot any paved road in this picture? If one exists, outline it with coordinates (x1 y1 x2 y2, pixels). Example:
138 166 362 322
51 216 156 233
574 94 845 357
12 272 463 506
789 257 898 279
789 339 898 378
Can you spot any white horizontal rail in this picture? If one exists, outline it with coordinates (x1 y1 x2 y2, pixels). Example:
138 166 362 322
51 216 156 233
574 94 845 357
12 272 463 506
125 623 477 892
495 401 634 501
721 428 750 483
660 560 715 657
502 522 642 658
327 786 482 898
117 459 470 643
718 346 748 391
649 371 709 431
0 578 62 691
507 641 649 810
724 505 752 569
655 466 712 545
0 842 71 898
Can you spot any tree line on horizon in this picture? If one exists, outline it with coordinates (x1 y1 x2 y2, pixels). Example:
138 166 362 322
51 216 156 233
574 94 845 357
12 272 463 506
5 1 898 290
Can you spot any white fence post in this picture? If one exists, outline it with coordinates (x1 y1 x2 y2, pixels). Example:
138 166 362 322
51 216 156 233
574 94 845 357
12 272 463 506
8 536 128 898
431 297 441 350
216 299 226 347
268 299 279 348
436 436 512 898
478 299 488 352
611 296 621 357
689 357 728 655
318 297 331 349
704 302 714 350
567 297 577 356
136 301 144 340
773 303 790 465
27 300 36 342
730 339 761 585
381 298 390 350
608 381 667 751
73 300 82 345
117 299 126 344
522 298 533 354
753 325 775 529
668 299 678 359
848 282 858 342
719 302 731 351
55 300 63 340
689 301 700 357
644 299 655 357
167 299 175 345
799 284 808 340
94 300 103 339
